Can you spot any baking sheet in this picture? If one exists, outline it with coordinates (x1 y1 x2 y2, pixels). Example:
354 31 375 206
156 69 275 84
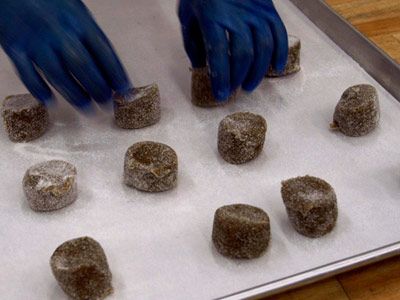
0 0 400 299
290 0 400 102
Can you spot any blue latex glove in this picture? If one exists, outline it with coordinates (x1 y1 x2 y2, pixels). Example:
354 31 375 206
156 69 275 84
179 0 288 101
0 0 131 110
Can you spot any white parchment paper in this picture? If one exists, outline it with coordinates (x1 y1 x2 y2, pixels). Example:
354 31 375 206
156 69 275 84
0 0 400 299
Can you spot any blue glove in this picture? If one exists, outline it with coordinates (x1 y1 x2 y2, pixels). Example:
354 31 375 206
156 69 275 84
179 0 288 101
0 0 131 110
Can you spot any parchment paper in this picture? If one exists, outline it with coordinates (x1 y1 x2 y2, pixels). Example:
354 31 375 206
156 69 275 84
0 0 399 299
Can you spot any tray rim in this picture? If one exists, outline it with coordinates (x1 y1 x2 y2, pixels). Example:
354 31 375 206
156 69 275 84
219 242 400 299
289 0 400 102
219 1 400 298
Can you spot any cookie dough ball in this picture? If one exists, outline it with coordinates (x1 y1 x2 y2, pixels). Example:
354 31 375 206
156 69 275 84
267 35 301 77
1 94 49 142
50 237 113 300
191 67 237 107
218 112 267 164
331 84 379 137
23 160 77 212
124 141 178 192
212 204 270 259
113 83 161 129
281 176 338 238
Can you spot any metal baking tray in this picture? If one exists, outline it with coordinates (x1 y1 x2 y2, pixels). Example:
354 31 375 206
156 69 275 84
0 0 399 299
224 2 400 299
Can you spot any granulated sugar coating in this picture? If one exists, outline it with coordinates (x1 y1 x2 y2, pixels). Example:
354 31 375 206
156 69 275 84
124 141 178 192
281 176 338 238
212 204 270 259
267 35 301 77
23 160 77 212
218 112 267 164
50 237 113 300
331 84 380 137
1 94 49 142
113 83 161 129
191 67 237 107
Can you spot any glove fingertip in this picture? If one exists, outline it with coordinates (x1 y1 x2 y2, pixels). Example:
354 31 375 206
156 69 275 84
271 40 288 73
76 100 95 115
213 87 231 102
28 87 54 106
267 16 289 74
242 81 258 93
279 43 289 70
274 60 287 73
184 38 207 69
114 80 133 96
39 94 55 107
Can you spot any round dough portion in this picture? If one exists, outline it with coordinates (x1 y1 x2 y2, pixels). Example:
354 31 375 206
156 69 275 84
267 35 301 77
124 141 178 192
218 112 267 164
23 160 77 212
212 204 270 259
2 94 49 142
191 67 237 107
50 237 113 300
331 84 379 137
113 83 161 129
281 175 338 238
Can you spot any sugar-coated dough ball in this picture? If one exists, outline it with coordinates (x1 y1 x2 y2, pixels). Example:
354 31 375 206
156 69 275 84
281 175 338 238
2 94 49 142
50 237 113 300
124 141 178 192
218 112 267 164
331 84 379 137
212 204 270 259
23 160 77 212
113 84 161 129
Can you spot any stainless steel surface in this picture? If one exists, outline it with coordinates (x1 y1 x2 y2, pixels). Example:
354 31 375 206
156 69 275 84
290 0 400 102
0 1 400 299
221 243 400 299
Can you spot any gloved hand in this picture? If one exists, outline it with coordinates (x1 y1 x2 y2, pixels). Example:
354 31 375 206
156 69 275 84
178 0 288 101
0 0 131 110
